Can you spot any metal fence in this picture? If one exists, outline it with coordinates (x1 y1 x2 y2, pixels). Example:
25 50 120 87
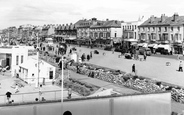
0 89 79 105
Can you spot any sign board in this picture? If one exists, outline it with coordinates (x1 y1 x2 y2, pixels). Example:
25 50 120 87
28 49 37 56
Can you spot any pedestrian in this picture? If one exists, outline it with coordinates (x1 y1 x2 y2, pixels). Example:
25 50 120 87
179 61 183 72
15 84 19 93
90 51 92 58
143 51 147 61
69 49 72 54
132 64 135 73
68 86 72 99
6 90 12 103
87 54 90 61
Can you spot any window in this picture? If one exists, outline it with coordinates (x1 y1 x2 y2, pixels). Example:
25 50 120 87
165 27 167 32
148 27 150 31
115 33 117 37
178 27 180 31
153 27 155 31
159 27 161 32
171 27 173 31
16 55 19 65
171 34 174 41
135 25 137 29
21 55 23 63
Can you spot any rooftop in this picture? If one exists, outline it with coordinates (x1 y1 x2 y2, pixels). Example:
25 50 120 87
139 13 184 27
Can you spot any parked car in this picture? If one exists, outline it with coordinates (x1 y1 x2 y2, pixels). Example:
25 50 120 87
139 47 152 56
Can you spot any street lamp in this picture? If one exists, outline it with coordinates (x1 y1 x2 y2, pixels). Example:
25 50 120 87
58 42 67 103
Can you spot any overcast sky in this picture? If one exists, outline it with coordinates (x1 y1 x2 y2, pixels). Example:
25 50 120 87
0 0 184 29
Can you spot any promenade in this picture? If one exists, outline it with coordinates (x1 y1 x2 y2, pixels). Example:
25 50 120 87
66 45 184 88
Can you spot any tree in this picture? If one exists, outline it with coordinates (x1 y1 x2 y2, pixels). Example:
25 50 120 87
58 42 67 56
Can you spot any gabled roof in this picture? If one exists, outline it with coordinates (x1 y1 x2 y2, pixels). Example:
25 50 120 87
139 14 184 27
90 20 121 28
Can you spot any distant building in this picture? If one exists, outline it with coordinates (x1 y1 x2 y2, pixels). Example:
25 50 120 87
75 18 122 45
138 13 184 54
121 17 144 42
54 23 77 42
76 18 98 39
90 19 122 43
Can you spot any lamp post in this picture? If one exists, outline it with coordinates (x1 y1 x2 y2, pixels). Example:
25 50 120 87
58 42 67 114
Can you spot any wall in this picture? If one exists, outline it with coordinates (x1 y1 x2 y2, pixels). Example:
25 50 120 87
110 28 122 38
0 92 171 115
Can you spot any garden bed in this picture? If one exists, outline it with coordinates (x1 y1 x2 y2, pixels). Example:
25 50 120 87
66 61 184 104
55 77 100 96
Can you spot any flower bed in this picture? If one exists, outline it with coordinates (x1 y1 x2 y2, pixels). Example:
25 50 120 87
67 61 184 104
55 77 100 96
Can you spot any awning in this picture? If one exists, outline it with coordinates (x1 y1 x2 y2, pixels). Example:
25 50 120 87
124 39 138 42
148 44 157 47
45 38 53 41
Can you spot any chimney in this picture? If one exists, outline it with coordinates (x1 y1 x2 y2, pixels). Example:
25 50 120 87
92 18 97 21
173 13 179 21
106 18 109 21
150 15 155 23
161 14 166 22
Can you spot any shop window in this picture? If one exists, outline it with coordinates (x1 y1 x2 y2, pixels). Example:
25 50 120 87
21 55 23 63
16 55 19 65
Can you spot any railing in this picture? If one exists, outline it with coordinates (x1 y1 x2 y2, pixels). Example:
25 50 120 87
0 90 79 105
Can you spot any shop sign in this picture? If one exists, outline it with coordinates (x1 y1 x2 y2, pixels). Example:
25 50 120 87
28 50 37 56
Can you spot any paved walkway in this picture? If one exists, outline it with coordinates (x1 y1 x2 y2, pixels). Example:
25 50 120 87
66 45 184 88
0 71 81 104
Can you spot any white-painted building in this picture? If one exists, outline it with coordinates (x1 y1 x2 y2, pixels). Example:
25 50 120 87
0 45 37 76
19 58 56 85
121 17 144 41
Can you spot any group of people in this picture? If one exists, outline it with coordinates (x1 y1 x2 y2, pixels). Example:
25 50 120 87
80 51 93 62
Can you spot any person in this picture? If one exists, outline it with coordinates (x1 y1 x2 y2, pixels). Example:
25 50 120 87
90 51 93 58
69 49 72 54
144 52 147 61
132 64 135 73
6 90 12 103
87 54 90 61
68 87 72 99
179 61 183 72
15 84 19 93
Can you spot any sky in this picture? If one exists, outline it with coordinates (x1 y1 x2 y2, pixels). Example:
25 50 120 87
0 0 184 29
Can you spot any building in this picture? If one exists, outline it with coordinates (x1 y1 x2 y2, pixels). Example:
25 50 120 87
41 24 55 41
19 57 56 85
121 17 144 42
76 18 98 39
0 46 37 76
90 19 122 43
0 45 55 85
54 23 77 42
138 13 184 54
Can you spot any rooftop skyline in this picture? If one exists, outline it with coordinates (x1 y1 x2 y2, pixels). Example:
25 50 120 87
0 0 184 29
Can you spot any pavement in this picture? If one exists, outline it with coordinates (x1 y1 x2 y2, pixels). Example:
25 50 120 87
0 70 81 105
64 45 184 114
